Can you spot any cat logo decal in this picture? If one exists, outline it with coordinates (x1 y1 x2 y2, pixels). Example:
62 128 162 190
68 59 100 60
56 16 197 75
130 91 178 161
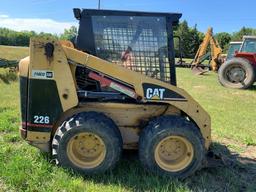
146 88 166 100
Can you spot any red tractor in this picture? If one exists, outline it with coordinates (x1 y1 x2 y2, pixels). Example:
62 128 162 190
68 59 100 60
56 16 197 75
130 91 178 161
218 36 256 89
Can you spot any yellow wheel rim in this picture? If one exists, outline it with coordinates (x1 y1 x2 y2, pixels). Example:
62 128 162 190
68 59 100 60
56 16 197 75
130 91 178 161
154 136 194 172
67 132 106 169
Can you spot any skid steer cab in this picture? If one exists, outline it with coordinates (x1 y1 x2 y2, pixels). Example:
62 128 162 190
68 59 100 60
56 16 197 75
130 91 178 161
19 8 211 179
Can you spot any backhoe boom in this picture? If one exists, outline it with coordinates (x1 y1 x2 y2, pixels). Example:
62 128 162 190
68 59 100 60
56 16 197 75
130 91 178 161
192 27 223 74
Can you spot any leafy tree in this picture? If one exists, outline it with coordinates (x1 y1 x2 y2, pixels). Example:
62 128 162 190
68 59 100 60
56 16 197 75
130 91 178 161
187 25 203 58
232 27 256 41
37 32 58 39
215 32 231 52
174 21 203 58
0 28 58 47
60 26 77 41
174 21 191 58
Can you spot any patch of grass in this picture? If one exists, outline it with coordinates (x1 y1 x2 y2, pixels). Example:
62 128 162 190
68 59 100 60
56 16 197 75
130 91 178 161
175 58 210 65
0 69 18 84
244 137 256 146
0 50 255 192
0 45 28 61
176 68 256 146
226 143 244 153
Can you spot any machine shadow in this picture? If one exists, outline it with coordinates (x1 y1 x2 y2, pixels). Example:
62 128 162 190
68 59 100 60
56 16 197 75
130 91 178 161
69 142 256 191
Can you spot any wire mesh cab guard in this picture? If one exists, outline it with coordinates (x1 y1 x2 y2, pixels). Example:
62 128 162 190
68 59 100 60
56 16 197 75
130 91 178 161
73 9 182 85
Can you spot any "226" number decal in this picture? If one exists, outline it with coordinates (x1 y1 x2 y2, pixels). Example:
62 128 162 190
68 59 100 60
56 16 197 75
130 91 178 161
33 116 50 124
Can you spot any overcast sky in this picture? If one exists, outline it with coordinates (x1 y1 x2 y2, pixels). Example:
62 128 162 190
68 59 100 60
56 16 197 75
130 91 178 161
0 0 255 34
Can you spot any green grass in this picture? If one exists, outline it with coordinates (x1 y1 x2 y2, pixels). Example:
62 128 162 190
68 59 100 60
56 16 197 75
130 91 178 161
175 58 210 65
176 68 256 146
176 58 193 64
0 51 256 191
0 45 29 61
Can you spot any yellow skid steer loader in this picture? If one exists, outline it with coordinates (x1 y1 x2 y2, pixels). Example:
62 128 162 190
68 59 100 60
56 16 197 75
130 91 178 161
19 8 212 179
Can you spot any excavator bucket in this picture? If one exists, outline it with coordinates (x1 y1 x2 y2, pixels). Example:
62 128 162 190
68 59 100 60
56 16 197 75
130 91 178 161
191 65 209 75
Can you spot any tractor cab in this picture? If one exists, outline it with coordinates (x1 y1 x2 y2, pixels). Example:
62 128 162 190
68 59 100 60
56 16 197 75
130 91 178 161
226 41 242 60
73 9 181 85
234 36 256 65
239 36 256 53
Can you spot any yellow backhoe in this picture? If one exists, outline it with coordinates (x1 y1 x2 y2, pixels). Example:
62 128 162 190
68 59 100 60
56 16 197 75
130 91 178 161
191 27 223 75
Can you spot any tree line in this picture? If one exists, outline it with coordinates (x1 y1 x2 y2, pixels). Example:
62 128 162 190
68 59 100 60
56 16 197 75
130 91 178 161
174 21 204 59
0 23 256 58
174 21 256 58
0 26 77 47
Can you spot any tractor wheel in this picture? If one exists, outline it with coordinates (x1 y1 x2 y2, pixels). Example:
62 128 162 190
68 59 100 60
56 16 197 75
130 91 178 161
52 112 122 174
139 116 205 179
218 58 255 89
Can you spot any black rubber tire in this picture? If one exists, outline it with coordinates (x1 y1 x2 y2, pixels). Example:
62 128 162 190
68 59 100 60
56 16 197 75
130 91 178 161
218 58 255 89
139 116 205 179
52 112 123 175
